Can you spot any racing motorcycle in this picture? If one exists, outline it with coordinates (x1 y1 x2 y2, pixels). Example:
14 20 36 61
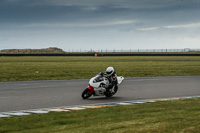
82 73 124 99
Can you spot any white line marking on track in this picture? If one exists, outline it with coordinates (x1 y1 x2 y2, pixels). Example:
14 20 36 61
1 95 200 118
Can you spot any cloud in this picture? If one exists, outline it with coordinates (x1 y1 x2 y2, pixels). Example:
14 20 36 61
1 0 199 26
1 0 200 50
32 0 191 8
137 27 159 31
137 22 200 32
164 22 200 29
5 0 198 11
23 20 136 28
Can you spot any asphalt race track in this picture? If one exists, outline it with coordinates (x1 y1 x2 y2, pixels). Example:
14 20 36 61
0 76 200 113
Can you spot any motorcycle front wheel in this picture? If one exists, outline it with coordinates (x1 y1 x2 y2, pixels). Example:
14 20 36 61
82 88 92 99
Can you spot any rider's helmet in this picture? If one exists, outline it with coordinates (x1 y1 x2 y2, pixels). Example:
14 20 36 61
106 66 114 76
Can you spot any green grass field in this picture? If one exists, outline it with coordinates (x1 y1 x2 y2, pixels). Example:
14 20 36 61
1 56 200 132
0 56 200 81
1 98 200 133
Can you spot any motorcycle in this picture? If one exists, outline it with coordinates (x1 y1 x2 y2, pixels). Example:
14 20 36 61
82 73 124 99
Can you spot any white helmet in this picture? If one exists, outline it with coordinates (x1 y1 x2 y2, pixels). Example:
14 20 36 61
106 66 114 76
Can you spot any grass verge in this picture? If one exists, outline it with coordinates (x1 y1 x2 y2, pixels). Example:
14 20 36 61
0 98 200 133
0 56 200 81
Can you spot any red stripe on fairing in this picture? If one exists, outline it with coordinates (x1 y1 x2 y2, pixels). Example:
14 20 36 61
87 85 94 94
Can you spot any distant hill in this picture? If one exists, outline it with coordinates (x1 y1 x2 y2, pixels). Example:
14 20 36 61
0 47 65 54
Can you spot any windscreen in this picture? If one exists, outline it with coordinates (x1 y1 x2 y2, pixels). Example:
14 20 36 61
93 75 103 83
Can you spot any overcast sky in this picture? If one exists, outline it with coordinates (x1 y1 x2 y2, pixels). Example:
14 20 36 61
0 0 200 51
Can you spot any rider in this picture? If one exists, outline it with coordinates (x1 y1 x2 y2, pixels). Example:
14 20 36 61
104 66 118 93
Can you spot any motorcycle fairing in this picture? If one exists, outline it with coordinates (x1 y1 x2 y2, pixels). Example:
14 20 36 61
87 85 94 94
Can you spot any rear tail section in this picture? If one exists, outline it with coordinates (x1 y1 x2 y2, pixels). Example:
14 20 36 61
117 76 124 84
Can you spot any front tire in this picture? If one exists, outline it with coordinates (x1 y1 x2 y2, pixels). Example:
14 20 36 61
82 88 92 99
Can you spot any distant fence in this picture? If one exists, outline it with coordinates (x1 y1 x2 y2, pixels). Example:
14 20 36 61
1 53 200 56
67 48 200 53
1 48 200 56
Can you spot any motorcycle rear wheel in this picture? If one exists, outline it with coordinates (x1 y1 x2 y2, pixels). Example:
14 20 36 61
105 86 118 97
82 88 92 99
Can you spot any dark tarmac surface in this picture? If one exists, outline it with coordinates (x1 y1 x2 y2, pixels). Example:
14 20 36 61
0 76 200 112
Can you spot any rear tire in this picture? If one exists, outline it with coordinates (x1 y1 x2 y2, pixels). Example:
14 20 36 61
114 86 118 93
105 86 118 97
105 92 113 97
82 88 92 99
